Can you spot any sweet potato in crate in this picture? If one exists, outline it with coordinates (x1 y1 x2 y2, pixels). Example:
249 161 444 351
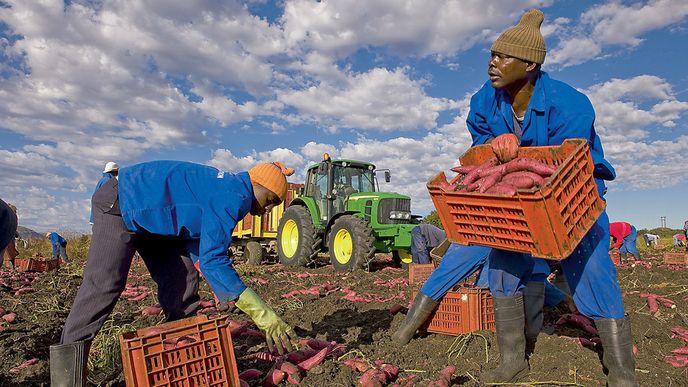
427 139 605 260
412 287 495 336
664 252 688 265
14 257 59 272
119 315 240 387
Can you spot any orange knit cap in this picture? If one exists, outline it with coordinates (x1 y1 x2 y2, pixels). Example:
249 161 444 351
248 161 295 201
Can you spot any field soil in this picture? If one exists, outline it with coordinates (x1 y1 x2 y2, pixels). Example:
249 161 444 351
1 243 688 386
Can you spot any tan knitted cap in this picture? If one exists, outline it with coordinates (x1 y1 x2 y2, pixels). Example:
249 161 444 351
491 9 546 64
248 161 295 202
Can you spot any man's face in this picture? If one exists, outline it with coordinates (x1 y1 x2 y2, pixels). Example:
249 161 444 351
250 188 282 216
488 51 530 89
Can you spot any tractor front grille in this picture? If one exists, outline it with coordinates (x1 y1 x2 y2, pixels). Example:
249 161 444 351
377 198 412 224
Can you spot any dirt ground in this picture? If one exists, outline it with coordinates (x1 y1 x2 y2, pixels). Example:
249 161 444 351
1 244 688 386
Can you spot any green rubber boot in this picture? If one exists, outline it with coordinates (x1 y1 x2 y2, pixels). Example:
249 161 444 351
50 340 90 387
481 295 529 384
392 292 439 345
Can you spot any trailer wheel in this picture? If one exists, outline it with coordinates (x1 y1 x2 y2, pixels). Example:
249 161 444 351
277 206 319 266
245 241 264 265
328 215 376 271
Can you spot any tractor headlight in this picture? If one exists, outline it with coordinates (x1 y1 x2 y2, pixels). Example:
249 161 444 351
389 211 411 220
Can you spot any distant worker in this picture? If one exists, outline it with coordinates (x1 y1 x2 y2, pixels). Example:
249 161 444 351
46 232 70 263
1 199 19 270
90 162 119 224
674 233 686 247
609 222 640 261
684 220 688 251
643 233 659 248
410 224 446 264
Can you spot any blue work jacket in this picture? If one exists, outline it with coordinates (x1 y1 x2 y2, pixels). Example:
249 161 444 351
118 161 253 304
49 232 67 255
466 71 616 195
90 172 116 223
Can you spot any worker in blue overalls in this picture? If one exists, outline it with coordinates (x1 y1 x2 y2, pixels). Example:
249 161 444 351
89 161 119 224
465 9 635 385
393 243 574 360
46 231 70 263
50 160 299 386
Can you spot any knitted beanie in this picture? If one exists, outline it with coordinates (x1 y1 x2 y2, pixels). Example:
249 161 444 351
248 162 295 202
491 9 546 64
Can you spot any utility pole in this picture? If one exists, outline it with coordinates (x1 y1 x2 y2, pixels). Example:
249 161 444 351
660 216 667 228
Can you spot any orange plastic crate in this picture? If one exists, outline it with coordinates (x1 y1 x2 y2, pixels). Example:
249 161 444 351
13 257 59 272
412 287 495 336
427 139 605 260
120 315 240 387
409 263 436 286
664 252 688 265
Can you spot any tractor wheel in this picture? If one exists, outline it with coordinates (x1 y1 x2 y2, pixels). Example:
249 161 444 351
245 241 264 265
277 206 320 266
328 215 376 271
392 250 413 268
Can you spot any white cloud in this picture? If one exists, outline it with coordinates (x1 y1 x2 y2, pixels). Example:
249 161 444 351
278 67 457 132
548 0 688 67
208 148 304 174
282 0 547 57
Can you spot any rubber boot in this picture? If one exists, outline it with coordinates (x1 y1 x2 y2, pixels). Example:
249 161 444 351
480 295 529 384
523 281 545 359
596 317 639 387
392 292 439 345
50 340 90 387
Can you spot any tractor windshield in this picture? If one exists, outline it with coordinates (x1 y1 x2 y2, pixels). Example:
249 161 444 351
333 165 375 194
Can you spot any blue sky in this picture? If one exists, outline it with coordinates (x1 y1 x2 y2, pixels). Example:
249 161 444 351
1 0 687 233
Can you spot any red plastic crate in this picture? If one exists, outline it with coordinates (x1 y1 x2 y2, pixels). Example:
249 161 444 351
409 263 436 286
119 315 240 387
13 257 59 272
427 139 605 260
412 287 495 336
664 252 688 265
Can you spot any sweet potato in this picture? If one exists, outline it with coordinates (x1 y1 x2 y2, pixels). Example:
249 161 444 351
342 357 370 372
477 172 502 193
2 312 16 323
297 344 332 371
664 355 688 368
128 293 148 302
239 368 263 381
672 327 688 342
14 287 34 296
672 347 688 355
503 157 556 176
502 171 545 187
9 358 39 373
462 157 499 186
380 363 399 381
358 368 386 387
300 338 334 350
198 299 215 308
261 368 286 387
279 361 302 385
450 165 476 174
389 304 404 315
228 319 251 336
241 329 266 339
485 182 517 196
286 349 319 364
141 305 162 316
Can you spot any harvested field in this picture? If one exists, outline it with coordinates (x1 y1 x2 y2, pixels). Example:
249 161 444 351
1 239 687 386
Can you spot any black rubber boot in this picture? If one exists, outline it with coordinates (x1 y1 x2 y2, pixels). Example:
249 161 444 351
392 292 439 345
523 281 545 359
50 340 90 387
596 317 639 387
480 295 529 384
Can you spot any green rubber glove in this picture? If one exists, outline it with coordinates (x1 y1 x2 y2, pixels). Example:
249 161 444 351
235 288 297 354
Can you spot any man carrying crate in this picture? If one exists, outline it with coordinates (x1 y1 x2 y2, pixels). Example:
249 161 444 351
50 161 299 386
464 9 636 386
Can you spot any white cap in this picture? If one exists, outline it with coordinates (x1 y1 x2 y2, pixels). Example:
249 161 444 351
103 162 119 173
45 232 51 238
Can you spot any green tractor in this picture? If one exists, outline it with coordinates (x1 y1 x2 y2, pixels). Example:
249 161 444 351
276 154 418 271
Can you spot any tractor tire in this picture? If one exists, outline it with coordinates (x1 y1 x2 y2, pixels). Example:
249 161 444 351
328 215 376 271
245 241 264 265
392 250 413 268
277 206 320 267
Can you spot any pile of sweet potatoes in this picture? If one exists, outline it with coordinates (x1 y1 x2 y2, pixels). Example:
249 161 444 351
443 156 557 196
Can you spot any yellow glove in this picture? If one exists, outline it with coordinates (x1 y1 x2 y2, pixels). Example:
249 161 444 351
235 288 298 354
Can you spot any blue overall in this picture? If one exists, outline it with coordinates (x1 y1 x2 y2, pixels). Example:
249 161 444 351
618 226 639 258
410 224 446 264
466 71 623 320
419 244 565 307
89 172 116 223
118 161 252 304
49 232 67 256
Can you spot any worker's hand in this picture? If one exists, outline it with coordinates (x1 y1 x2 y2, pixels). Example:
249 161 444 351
235 288 298 354
490 133 519 163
